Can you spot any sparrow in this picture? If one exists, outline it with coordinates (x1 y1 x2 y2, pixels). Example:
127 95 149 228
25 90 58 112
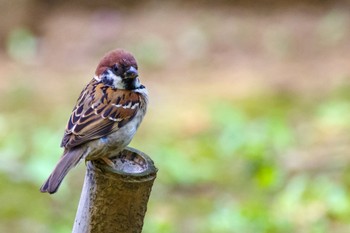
40 49 148 194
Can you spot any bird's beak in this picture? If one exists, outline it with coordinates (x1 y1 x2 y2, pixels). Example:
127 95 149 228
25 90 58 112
124 66 138 79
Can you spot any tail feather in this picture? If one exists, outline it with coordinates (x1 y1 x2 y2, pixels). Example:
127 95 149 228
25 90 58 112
40 148 85 194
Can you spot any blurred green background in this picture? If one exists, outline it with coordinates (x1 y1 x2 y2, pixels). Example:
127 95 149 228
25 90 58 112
1 1 350 232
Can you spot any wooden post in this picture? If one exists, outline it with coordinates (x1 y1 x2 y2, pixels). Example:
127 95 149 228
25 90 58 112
72 147 158 233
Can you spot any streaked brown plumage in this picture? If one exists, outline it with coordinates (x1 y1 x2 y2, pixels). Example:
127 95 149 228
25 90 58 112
40 49 148 194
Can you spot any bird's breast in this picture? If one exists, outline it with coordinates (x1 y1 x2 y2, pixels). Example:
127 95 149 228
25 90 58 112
85 107 146 160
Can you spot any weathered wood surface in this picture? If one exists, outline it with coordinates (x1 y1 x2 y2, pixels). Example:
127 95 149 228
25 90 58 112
72 147 158 233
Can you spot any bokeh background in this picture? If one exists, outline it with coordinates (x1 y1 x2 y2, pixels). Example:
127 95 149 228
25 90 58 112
1 1 350 232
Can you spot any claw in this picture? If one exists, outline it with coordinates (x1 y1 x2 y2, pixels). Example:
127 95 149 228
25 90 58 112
101 157 115 168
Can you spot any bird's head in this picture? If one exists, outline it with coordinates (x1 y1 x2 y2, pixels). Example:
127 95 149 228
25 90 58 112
94 49 142 90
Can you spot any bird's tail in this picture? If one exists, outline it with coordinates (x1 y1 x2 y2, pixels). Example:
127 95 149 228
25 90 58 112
40 147 85 194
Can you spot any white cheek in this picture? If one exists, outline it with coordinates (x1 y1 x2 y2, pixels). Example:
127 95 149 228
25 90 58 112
112 75 124 89
97 70 124 89
105 70 123 88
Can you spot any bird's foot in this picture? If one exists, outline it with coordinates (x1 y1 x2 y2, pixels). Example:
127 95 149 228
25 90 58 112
101 157 115 168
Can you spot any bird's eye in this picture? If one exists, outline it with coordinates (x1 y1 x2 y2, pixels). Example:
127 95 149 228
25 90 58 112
112 64 119 74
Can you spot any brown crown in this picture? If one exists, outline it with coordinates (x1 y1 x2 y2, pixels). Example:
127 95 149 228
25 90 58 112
95 49 138 76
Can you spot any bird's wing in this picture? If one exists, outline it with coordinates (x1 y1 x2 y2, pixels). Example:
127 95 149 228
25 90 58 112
61 80 141 149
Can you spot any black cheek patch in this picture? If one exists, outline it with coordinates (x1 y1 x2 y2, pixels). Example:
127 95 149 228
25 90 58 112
101 72 114 86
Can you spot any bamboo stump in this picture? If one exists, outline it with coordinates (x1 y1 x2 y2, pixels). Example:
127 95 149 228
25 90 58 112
72 147 158 233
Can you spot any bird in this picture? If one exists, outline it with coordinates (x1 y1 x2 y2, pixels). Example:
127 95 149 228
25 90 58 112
40 49 148 194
